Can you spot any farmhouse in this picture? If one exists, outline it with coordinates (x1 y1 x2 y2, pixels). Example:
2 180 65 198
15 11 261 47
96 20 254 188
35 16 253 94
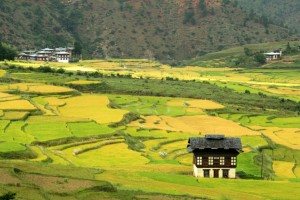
187 134 243 178
17 47 73 63
264 49 282 61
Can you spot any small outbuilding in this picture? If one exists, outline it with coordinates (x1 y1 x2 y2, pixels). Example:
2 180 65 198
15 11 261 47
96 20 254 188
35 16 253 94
264 49 282 61
187 134 243 178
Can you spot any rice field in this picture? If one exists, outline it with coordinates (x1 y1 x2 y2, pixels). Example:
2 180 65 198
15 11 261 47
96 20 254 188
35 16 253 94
1 59 300 199
0 141 26 152
130 115 260 136
0 100 37 111
0 70 6 77
273 161 296 178
66 80 101 85
59 95 128 123
25 122 73 142
7 83 75 94
252 126 300 150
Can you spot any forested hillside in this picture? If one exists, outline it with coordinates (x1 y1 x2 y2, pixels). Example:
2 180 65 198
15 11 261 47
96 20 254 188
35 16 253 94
234 0 300 34
0 0 298 62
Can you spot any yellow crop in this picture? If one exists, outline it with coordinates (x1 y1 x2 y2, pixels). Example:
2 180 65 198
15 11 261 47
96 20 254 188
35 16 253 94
0 70 6 77
0 100 37 111
130 115 259 136
273 161 296 178
59 95 128 123
66 80 101 85
28 85 74 94
1 111 28 120
252 126 300 149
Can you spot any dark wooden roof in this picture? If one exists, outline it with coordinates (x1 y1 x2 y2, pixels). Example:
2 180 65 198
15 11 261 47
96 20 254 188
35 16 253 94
187 134 242 153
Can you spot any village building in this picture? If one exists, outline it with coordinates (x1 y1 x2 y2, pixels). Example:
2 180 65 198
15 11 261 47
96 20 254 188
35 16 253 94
264 49 282 61
54 51 70 63
187 134 243 178
17 47 73 63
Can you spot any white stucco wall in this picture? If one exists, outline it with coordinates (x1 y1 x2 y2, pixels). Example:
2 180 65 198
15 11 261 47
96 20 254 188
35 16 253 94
57 58 69 63
193 165 236 178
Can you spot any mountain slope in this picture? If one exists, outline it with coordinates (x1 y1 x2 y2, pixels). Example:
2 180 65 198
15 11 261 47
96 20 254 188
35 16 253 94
234 0 300 33
0 0 297 62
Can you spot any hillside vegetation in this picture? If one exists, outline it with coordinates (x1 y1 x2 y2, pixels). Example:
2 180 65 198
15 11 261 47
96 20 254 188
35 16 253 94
0 0 298 62
235 0 300 33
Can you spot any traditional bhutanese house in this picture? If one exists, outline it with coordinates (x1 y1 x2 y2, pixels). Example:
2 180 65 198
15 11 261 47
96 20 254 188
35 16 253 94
264 50 282 62
36 54 48 61
187 134 243 178
54 51 70 63
42 48 54 53
55 47 74 56
37 51 52 60
17 53 31 60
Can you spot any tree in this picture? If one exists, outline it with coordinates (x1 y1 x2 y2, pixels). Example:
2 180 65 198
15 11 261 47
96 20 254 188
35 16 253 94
285 42 292 54
0 42 17 61
244 47 252 56
183 9 196 25
254 53 266 64
73 41 82 56
199 0 207 17
0 192 16 200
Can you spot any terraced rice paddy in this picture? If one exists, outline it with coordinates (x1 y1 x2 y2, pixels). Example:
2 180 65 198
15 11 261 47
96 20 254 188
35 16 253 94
273 161 296 178
130 115 259 136
0 59 300 199
59 95 128 123
0 100 36 111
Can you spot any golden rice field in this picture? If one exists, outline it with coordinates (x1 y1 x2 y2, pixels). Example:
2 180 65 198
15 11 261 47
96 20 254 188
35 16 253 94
1 111 28 120
59 95 128 123
272 161 296 178
0 100 37 111
167 99 224 109
60 143 148 168
130 115 260 136
0 94 20 102
43 97 66 106
66 80 101 85
251 126 300 150
0 70 6 77
28 85 74 94
294 166 300 178
7 83 74 94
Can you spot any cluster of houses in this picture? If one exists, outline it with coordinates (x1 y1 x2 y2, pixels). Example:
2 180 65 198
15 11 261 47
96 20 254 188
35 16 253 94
17 47 74 63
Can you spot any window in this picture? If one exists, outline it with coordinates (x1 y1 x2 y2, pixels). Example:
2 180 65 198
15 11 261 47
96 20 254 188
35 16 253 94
203 169 210 178
231 157 236 166
220 157 225 165
208 157 213 165
196 156 202 165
